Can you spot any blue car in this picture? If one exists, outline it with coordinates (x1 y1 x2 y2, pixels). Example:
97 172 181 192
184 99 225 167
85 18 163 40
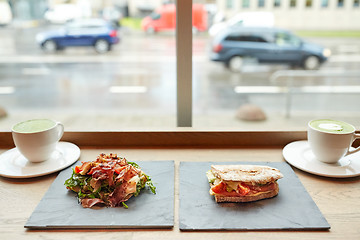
210 27 331 72
36 18 120 53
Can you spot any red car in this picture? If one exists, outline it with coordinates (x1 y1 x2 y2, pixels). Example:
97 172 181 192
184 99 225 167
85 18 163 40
141 4 207 34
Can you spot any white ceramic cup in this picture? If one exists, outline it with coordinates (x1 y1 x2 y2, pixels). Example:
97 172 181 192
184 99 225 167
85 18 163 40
12 119 64 163
308 119 360 164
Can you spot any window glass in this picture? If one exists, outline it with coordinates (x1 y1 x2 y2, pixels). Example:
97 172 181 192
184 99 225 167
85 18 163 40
274 0 281 7
1 1 360 132
226 0 234 9
321 0 329 7
226 0 233 9
0 0 176 131
338 0 345 7
275 32 302 46
242 0 250 8
258 0 265 8
150 12 161 20
194 1 360 130
226 34 267 43
290 0 297 7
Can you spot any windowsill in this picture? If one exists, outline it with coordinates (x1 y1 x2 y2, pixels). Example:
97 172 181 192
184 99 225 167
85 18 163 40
0 130 307 149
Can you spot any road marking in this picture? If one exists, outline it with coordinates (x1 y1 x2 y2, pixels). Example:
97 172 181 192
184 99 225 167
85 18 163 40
329 55 360 62
0 86 15 94
337 45 360 54
234 85 360 94
234 86 287 93
0 55 177 63
21 68 50 75
109 86 147 93
299 86 360 93
0 54 359 63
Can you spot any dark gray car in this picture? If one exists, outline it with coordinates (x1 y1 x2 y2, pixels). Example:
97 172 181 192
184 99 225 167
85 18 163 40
210 27 331 72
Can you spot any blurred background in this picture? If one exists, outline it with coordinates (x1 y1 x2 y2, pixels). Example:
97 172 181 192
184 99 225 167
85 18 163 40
0 0 360 131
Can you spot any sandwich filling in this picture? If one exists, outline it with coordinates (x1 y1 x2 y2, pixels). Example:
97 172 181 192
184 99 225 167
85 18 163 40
207 170 277 197
206 165 283 199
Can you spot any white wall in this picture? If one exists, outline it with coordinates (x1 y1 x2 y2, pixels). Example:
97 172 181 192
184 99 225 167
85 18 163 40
216 0 360 30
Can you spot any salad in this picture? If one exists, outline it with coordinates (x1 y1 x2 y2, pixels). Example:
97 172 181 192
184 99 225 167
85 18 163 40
64 153 156 208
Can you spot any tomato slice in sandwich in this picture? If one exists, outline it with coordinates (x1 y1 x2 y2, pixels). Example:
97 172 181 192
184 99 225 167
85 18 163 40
211 182 226 194
238 183 250 196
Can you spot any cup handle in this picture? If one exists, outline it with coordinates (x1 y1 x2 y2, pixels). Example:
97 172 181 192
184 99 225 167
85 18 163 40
56 122 64 141
346 133 360 156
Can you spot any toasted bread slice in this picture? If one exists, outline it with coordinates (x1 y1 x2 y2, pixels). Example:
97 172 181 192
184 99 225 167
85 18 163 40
211 164 283 185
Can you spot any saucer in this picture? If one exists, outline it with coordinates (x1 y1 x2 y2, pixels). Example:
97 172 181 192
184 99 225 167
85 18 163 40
282 140 360 178
0 142 80 178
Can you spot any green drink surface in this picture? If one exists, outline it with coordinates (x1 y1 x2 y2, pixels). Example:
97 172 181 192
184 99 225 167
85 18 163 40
13 119 56 133
309 119 354 134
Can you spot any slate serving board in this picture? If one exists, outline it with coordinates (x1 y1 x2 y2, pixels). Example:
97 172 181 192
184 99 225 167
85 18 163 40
179 161 330 231
25 161 174 229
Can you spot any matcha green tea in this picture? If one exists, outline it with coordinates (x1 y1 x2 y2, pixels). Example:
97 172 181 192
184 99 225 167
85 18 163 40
309 119 355 134
13 119 56 133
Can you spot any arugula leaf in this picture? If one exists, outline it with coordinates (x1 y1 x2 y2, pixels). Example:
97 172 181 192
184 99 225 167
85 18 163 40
134 181 143 197
146 180 156 194
144 173 156 194
78 189 98 199
128 162 156 195
64 168 89 189
127 161 140 168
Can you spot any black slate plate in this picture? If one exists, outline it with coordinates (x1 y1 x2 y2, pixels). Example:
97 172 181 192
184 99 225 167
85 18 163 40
179 161 330 231
25 161 174 229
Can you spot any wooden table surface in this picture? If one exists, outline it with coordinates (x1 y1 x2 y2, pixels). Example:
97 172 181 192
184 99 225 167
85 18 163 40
0 131 359 240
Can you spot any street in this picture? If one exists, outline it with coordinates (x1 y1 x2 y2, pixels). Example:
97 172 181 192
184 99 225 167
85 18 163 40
0 24 360 129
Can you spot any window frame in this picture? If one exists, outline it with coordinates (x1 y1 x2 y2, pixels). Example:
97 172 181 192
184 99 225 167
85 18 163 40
176 0 192 127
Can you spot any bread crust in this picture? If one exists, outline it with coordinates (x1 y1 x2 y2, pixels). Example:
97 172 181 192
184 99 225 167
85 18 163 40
211 165 283 185
213 182 279 203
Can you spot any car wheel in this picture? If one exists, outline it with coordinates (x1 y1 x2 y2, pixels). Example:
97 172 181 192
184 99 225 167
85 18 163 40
94 39 110 53
228 56 243 72
146 26 156 34
303 56 320 70
42 40 57 53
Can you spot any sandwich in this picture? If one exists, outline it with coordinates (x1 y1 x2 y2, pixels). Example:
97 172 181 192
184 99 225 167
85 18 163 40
206 165 283 203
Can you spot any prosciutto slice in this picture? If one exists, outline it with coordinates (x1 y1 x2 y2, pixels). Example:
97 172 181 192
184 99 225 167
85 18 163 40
108 165 140 206
81 198 105 208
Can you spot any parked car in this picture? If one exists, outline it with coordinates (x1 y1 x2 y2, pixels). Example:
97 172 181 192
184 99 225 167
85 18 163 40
209 12 274 37
210 27 331 72
44 4 85 24
141 3 207 34
36 19 119 53
0 1 12 26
